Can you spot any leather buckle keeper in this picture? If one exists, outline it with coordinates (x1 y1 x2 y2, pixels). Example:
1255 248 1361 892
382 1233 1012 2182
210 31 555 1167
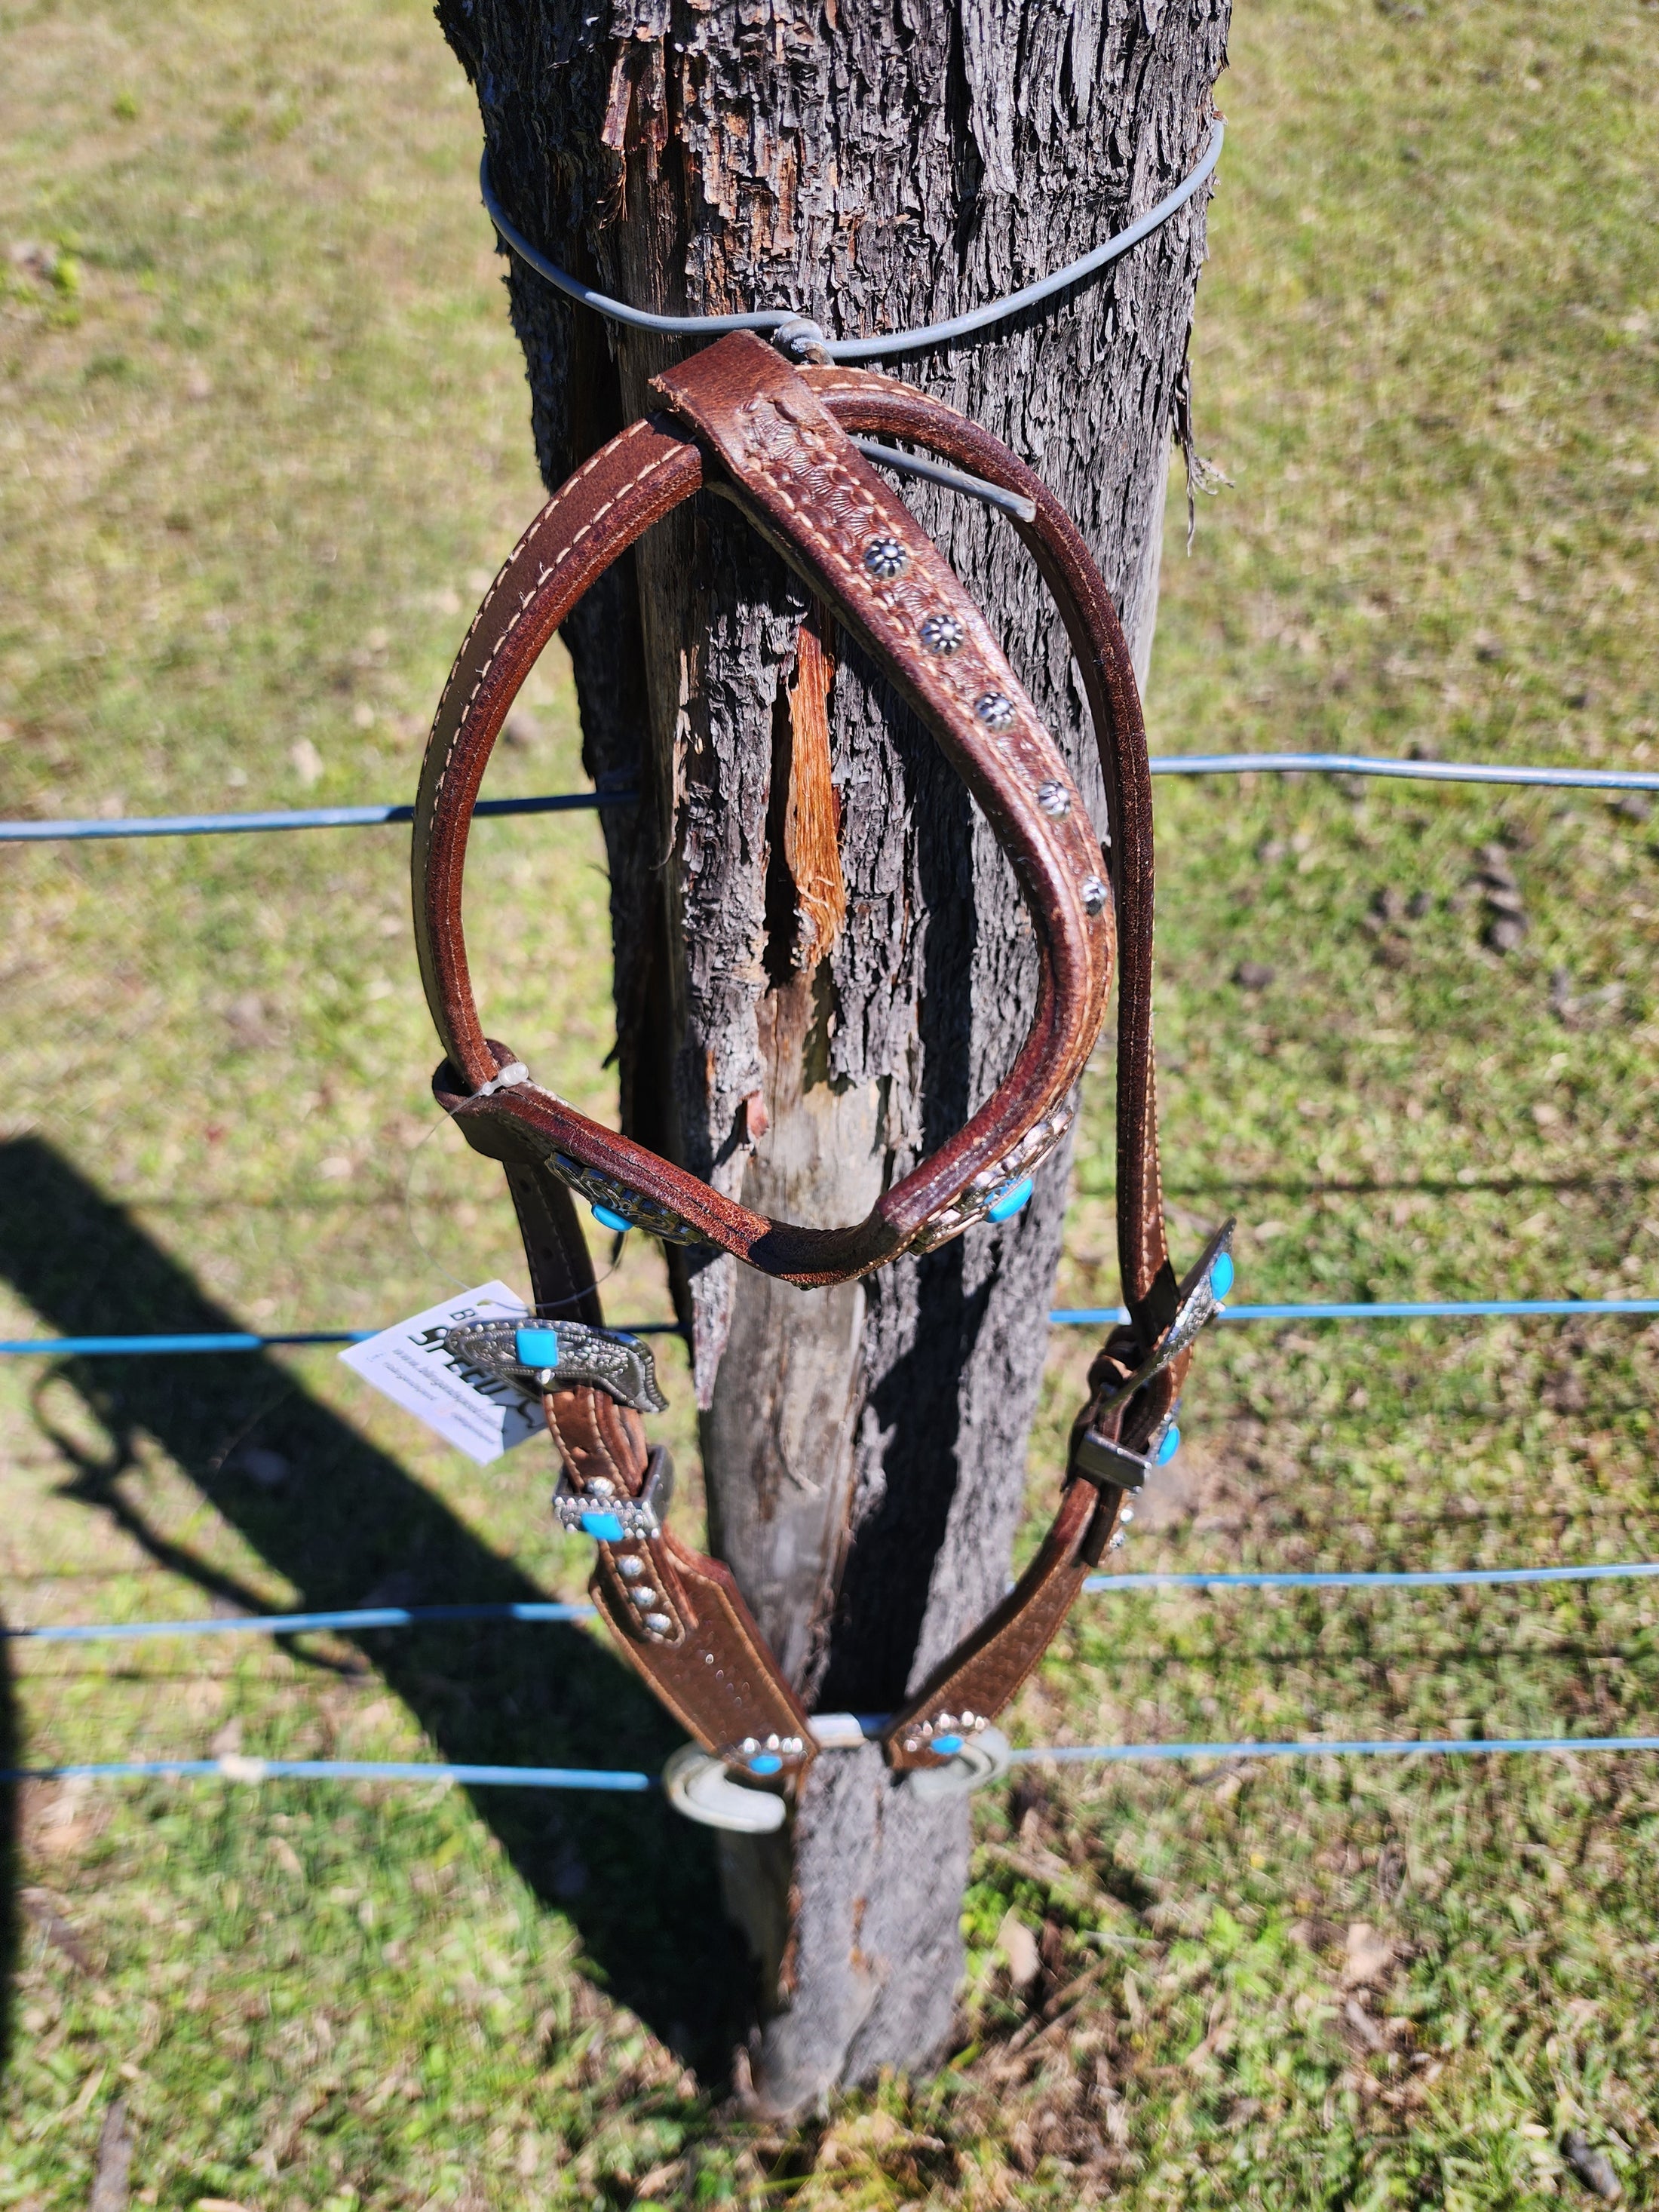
554 1446 675 1544
1071 1427 1156 1493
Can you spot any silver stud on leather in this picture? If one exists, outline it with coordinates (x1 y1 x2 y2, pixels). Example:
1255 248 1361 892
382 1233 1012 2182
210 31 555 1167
628 1586 659 1608
619 1554 645 1579
1081 875 1109 916
920 612 964 655
644 1611 673 1636
1036 779 1070 818
863 537 907 579
976 693 1015 729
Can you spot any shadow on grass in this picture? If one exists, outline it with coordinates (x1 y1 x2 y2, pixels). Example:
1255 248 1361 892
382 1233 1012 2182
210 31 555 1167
0 1136 749 2083
0 1629 16 2075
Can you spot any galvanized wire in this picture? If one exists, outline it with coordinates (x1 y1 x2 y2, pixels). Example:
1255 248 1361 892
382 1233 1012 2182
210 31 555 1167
9 1730 1659 1791
478 121 1225 365
0 790 624 843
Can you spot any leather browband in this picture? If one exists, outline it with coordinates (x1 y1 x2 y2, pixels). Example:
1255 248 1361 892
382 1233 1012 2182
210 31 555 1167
411 331 1232 1791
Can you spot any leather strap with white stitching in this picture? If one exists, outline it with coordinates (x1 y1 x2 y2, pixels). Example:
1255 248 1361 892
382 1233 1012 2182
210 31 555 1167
414 333 1225 1787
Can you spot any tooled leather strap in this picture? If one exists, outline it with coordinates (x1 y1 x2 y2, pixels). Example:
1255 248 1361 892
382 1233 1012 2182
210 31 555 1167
416 332 1225 1787
431 1058 818 1784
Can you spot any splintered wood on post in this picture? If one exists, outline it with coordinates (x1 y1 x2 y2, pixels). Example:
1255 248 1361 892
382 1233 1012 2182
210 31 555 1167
437 0 1229 2111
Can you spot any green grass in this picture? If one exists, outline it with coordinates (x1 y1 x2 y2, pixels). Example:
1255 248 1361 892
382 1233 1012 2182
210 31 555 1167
2 0 1658 2204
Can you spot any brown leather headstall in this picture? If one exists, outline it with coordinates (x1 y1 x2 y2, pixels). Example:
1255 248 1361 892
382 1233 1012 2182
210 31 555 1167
412 331 1233 1804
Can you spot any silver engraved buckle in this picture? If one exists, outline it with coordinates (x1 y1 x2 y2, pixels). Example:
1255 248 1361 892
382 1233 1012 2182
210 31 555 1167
442 1316 669 1416
1071 1219 1235 1493
553 1445 675 1543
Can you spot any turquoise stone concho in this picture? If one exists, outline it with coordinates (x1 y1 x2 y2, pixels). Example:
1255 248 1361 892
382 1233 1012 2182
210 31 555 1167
443 1315 669 1416
909 1102 1075 1254
550 1153 709 1247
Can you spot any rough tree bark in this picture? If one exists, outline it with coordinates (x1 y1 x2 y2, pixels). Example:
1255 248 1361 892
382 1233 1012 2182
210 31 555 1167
436 0 1229 2109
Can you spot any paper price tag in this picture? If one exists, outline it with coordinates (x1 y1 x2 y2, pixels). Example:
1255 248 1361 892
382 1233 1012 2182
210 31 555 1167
339 1281 543 1465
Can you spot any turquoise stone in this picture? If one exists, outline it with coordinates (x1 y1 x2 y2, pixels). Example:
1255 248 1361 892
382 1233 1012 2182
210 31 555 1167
932 1733 964 1755
749 1753 783 1775
1156 1426 1181 1466
1210 1250 1235 1299
580 1511 625 1542
515 1326 561 1367
592 1203 631 1234
986 1174 1035 1223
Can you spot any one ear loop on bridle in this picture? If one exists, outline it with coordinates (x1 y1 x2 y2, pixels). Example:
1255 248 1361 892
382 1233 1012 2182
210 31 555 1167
409 365 1194 1788
411 368 1109 1278
413 377 1158 1292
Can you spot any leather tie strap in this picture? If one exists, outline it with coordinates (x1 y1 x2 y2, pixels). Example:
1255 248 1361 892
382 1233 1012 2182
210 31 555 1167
412 331 1233 1792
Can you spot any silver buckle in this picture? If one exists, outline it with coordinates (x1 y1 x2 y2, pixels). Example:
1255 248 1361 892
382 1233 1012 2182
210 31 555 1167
553 1445 675 1543
1071 1219 1234 1493
442 1315 668 1416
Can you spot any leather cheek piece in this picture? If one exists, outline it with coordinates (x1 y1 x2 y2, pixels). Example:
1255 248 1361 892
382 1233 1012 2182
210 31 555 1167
544 1385 817 1780
412 330 1127 1290
880 1477 1115 1772
593 1530 817 1783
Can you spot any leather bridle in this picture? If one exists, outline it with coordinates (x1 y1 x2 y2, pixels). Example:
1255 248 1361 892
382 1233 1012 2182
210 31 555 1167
412 332 1231 1792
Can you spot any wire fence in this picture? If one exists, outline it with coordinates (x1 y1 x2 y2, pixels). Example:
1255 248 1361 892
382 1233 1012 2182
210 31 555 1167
10 1730 1659 1795
6 744 1655 1786
3 750 1656 842
10 1557 1659 1646
4 1296 1654 1359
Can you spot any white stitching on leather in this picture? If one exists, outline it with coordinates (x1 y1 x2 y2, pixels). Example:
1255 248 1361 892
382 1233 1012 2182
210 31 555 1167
428 420 665 821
